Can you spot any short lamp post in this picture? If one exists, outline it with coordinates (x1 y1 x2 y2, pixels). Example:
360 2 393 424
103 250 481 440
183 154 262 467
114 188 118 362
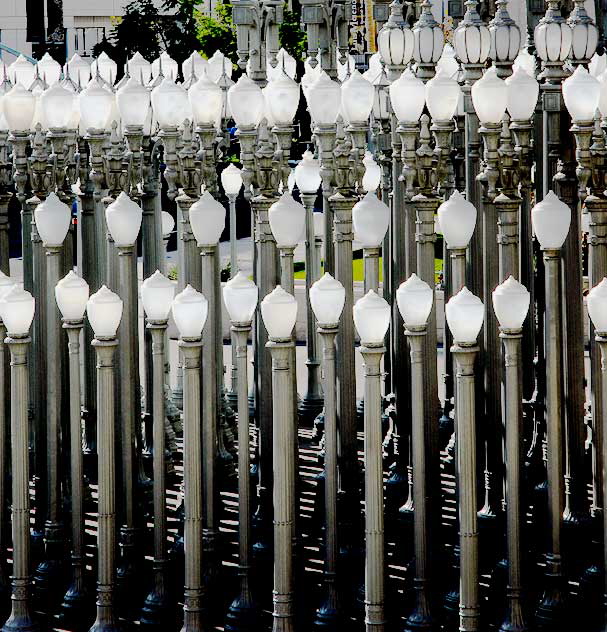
55 271 90 618
86 286 124 632
492 277 531 632
261 287 299 632
0 286 37 632
353 290 391 631
223 272 260 632
531 191 571 627
396 274 436 631
309 273 346 629
140 271 176 626
445 287 485 632
172 285 209 632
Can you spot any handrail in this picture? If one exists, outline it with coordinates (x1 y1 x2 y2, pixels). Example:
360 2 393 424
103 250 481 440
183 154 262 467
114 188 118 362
0 43 37 63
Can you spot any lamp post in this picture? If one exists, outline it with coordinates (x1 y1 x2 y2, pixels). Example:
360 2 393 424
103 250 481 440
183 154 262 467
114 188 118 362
55 271 90 618
531 191 571 627
223 272 260 632
261 287 298 632
445 287 485 632
172 285 209 632
396 274 436 631
310 273 346 629
0 286 37 632
353 290 391 631
492 277 531 632
86 286 123 632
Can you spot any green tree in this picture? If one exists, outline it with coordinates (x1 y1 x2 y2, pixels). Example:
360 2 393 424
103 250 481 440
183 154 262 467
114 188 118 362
279 7 306 62
194 0 238 61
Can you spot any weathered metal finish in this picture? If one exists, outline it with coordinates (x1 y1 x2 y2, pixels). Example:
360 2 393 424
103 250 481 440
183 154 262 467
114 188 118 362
364 247 380 294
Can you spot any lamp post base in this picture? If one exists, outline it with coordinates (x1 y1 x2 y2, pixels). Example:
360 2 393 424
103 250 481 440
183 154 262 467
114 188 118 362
312 601 340 630
61 579 90 625
225 595 260 632
535 576 566 630
298 395 324 427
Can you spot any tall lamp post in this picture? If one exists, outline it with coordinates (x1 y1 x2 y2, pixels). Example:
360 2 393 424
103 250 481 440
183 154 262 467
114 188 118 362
310 273 346 629
353 290 391 631
86 286 124 632
55 271 91 619
0 286 37 632
223 272 260 632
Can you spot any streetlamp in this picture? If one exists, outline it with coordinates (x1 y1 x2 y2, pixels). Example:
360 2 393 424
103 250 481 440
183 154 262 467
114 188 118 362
376 0 414 80
445 287 485 632
0 286 37 632
127 52 152 85
411 0 444 81
531 190 571 626
172 285 208 631
353 290 391 631
488 0 521 79
396 273 436 631
86 285 124 632
92 52 118 86
139 271 175 626
362 152 382 194
261 286 298 632
105 191 143 586
294 150 324 424
55 271 90 618
492 276 530 632
34 191 72 593
309 273 346 629
37 52 62 85
352 192 390 293
223 272 260 632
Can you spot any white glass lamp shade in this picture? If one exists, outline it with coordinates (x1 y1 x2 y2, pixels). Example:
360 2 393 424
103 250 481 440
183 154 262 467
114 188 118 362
336 55 356 82
505 68 539 120
294 150 321 194
34 192 71 246
221 164 243 196
353 290 390 344
0 286 35 335
390 69 426 123
489 18 521 64
223 271 259 324
117 77 151 127
38 53 62 85
378 21 415 68
362 151 382 193
513 48 536 76
531 190 571 249
172 285 208 338
86 285 123 338
569 13 598 63
183 52 208 81
79 79 114 130
0 271 13 301
208 51 233 82
260 87 276 128
591 52 607 77
105 91 120 131
190 191 226 246
189 71 223 126
340 70 374 125
372 71 391 122
445 287 484 344
353 192 390 248
141 270 175 321
105 192 143 247
454 18 490 65
492 275 530 330
55 271 89 321
161 210 175 237
227 75 264 128
151 77 189 128
471 66 508 124
437 190 477 249
396 273 434 327
128 52 152 85
587 278 607 333
66 54 91 86
9 55 35 88
152 52 179 81
534 16 572 63
92 53 118 85
413 13 444 63
39 83 74 129
267 48 297 81
3 84 36 131
437 43 460 78
599 70 607 117
425 68 460 120
563 65 600 121
269 192 306 248
309 273 345 326
264 71 300 125
261 286 297 339
313 212 324 238
305 72 341 126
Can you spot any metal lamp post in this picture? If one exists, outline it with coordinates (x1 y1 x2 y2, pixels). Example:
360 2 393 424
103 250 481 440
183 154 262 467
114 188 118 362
310 273 346 629
354 290 391 631
86 286 124 632
0 286 37 632
223 272 260 631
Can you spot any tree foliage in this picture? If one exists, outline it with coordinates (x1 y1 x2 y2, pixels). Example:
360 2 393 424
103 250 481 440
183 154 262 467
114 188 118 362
195 1 238 61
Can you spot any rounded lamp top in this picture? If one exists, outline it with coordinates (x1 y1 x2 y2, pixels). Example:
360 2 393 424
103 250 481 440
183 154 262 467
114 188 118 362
396 273 433 328
492 275 530 331
0 285 35 336
261 286 298 340
86 285 123 339
55 270 90 322
309 273 346 327
223 271 259 324
172 284 208 339
445 286 484 344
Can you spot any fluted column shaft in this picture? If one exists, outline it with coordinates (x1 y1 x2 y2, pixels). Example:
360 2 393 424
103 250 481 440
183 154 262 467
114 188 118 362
364 247 380 294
